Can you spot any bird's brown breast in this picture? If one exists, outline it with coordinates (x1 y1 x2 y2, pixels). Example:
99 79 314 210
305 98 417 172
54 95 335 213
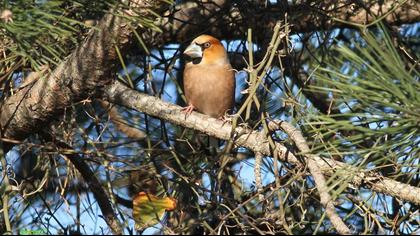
183 63 235 118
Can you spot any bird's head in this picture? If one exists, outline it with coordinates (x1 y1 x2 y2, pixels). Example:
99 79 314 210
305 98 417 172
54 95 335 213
183 35 229 65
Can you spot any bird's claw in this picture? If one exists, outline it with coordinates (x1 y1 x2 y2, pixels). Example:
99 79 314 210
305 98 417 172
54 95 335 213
181 104 195 117
219 114 233 124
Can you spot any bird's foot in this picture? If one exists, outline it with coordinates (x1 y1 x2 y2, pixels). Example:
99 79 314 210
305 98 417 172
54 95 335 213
181 104 195 117
219 114 233 124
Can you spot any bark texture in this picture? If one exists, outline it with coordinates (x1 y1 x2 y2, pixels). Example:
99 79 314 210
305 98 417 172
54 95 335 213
0 0 169 146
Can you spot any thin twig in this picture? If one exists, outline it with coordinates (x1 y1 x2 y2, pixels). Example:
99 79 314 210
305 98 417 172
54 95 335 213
254 152 264 201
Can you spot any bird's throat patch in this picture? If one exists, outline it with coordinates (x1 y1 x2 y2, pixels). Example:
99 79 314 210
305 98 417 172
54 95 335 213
192 57 202 64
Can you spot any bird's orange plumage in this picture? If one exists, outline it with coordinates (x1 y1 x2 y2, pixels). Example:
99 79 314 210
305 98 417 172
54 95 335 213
182 35 235 118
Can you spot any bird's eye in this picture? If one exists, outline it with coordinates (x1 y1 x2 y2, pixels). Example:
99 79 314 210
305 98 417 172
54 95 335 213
203 42 211 48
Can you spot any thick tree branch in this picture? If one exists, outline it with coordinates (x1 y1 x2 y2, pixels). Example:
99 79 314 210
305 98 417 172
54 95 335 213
104 80 420 206
0 0 169 149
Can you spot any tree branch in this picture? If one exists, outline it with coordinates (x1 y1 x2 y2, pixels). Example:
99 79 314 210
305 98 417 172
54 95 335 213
0 0 170 150
267 120 350 234
104 80 420 206
41 134 123 235
254 152 264 202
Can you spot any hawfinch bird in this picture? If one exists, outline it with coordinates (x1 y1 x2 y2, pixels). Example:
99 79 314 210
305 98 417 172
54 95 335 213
182 35 235 119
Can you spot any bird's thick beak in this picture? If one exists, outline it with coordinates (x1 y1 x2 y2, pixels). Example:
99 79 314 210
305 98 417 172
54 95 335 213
183 43 202 59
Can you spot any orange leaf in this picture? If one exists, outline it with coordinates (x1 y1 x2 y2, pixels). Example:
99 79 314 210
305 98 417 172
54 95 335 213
132 192 176 230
